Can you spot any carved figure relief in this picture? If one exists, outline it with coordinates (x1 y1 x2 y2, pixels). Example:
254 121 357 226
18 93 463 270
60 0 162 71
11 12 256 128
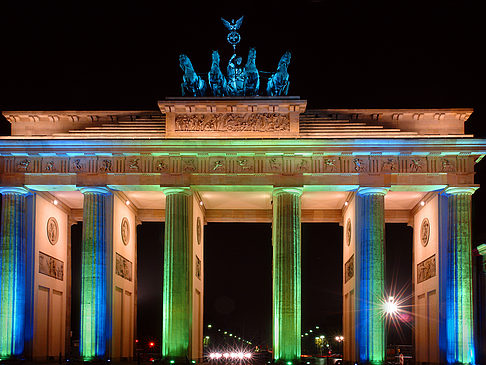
45 160 55 171
175 113 290 132
197 217 202 245
409 159 423 172
345 255 354 283
115 252 132 281
324 159 337 172
267 158 282 171
212 159 225 171
417 255 436 284
441 159 455 172
47 217 59 245
71 159 84 171
296 159 309 172
353 158 367 172
17 159 31 171
182 158 197 172
420 218 430 247
39 252 63 281
155 159 168 172
99 159 112 172
121 217 130 246
129 159 140 170
381 158 397 172
346 218 352 246
236 158 254 172
195 255 202 280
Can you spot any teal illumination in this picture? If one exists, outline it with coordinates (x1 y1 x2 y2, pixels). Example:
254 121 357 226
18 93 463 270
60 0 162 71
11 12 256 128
272 187 302 363
0 188 29 358
79 187 111 360
355 187 387 364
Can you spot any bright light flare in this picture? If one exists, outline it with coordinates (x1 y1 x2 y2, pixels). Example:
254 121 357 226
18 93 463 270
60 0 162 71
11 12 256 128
384 297 398 315
208 352 253 361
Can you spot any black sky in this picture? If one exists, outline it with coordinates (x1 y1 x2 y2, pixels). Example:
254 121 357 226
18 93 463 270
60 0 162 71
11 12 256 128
1 0 485 352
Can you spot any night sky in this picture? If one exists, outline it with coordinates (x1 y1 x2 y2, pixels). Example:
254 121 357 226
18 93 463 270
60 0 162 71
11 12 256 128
1 0 485 353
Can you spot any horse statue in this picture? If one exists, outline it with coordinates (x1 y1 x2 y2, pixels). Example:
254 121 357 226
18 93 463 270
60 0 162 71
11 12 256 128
208 50 227 96
244 48 259 96
179 54 207 97
226 54 246 96
266 51 291 96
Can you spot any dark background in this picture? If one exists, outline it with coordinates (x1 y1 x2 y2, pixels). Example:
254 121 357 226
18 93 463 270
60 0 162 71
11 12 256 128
1 0 484 353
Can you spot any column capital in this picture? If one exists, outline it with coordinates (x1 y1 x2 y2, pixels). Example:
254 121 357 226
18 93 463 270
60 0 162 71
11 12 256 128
357 186 389 196
0 186 30 195
442 186 478 196
78 186 111 195
477 243 486 257
273 187 303 197
162 187 192 196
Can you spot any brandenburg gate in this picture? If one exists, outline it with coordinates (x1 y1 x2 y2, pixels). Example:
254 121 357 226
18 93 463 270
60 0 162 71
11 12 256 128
0 98 484 364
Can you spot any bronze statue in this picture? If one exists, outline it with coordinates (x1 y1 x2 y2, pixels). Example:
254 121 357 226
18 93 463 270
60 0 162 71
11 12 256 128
179 54 207 97
208 50 227 96
266 51 291 96
244 48 259 96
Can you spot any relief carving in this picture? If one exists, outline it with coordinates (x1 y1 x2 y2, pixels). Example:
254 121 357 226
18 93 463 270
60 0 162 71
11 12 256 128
115 252 132 281
295 159 309 172
45 160 55 172
17 159 31 171
345 255 354 283
182 158 197 172
211 159 225 172
99 159 112 172
409 159 424 172
175 113 290 132
353 158 367 172
39 252 63 281
417 254 436 284
128 158 139 170
155 159 168 172
324 158 337 172
441 158 455 172
381 158 397 172
236 158 254 172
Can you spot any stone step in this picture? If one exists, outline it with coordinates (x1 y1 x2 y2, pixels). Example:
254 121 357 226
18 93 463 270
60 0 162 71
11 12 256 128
300 122 367 127
300 126 385 131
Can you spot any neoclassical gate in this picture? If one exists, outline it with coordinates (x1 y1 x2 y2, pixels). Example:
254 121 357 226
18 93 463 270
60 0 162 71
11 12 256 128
0 98 483 364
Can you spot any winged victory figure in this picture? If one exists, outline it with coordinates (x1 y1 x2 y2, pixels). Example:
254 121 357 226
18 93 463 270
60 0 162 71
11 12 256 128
221 16 244 52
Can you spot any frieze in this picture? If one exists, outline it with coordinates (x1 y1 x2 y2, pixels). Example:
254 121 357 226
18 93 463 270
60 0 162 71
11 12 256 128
174 113 290 132
0 154 476 176
345 255 354 283
115 252 133 281
39 251 64 281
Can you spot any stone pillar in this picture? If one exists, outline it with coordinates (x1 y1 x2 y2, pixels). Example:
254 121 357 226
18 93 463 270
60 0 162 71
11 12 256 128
79 187 112 360
355 187 387 365
0 187 30 359
162 188 193 362
439 187 477 364
272 187 302 364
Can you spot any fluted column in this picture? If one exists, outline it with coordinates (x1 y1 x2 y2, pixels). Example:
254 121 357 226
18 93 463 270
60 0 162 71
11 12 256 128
79 187 112 360
355 187 387 365
439 187 477 364
272 187 302 364
0 187 30 359
162 188 192 362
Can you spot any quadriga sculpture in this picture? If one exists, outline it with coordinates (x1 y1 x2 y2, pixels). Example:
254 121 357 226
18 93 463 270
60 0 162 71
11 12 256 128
208 50 227 96
244 48 259 96
226 54 246 96
179 54 207 97
266 51 291 96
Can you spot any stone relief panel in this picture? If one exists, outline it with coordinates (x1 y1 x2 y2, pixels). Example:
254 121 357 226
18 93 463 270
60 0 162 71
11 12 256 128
417 254 436 284
115 252 132 281
46 217 59 245
0 154 476 176
39 251 64 281
345 255 354 283
195 255 201 280
174 113 290 132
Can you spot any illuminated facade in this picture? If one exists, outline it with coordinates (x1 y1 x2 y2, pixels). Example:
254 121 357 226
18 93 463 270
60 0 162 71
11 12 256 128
0 98 484 364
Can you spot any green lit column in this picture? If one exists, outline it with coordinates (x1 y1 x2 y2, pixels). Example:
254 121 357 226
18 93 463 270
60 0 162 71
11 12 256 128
439 187 477 364
272 187 302 364
355 187 387 365
0 187 29 359
162 188 192 362
79 187 112 360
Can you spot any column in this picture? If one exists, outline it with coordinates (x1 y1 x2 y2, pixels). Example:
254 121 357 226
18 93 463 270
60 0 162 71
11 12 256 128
355 187 387 365
476 244 486 365
0 187 30 359
162 188 192 362
439 187 476 364
79 187 112 360
272 187 302 364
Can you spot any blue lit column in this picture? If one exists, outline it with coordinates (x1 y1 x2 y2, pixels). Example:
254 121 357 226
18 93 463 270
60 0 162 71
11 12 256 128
439 187 477 364
355 187 387 365
162 188 192 362
0 187 30 359
79 187 112 360
272 187 302 364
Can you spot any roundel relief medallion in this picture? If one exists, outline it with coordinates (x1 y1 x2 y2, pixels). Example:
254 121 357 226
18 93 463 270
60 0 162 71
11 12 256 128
420 218 430 247
197 217 202 245
346 218 352 246
121 217 130 246
46 217 59 245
